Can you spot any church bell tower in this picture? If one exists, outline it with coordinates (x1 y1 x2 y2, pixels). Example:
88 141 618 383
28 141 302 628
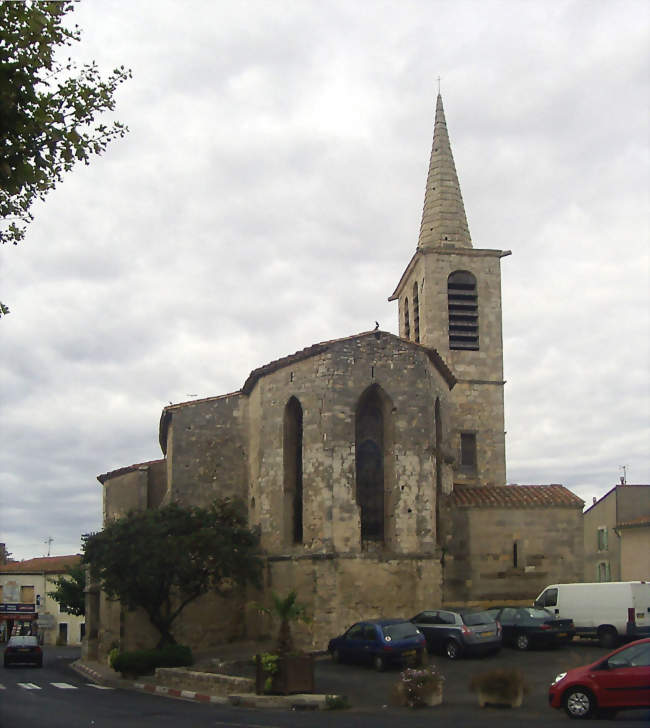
389 94 510 487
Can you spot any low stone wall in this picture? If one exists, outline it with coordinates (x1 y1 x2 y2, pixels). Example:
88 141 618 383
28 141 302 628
154 667 254 696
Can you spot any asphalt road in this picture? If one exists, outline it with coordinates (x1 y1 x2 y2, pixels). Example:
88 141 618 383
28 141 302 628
1 643 649 727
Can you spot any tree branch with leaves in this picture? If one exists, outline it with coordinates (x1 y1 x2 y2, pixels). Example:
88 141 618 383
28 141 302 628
0 0 131 315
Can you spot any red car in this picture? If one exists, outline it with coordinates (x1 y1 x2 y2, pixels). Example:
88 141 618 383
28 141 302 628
549 637 650 719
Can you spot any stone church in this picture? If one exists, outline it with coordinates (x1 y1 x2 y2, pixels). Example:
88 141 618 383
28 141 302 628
86 94 584 658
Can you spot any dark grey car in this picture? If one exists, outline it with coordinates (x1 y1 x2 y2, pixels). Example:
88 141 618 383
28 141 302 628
411 609 502 659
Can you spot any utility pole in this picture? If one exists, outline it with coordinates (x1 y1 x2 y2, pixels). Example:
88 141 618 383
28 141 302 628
44 537 53 557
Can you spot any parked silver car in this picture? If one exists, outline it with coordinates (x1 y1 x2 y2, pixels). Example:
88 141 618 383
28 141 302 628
411 608 502 659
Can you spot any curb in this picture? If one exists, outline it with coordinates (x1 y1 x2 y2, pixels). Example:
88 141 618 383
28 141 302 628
134 682 229 704
71 660 338 710
132 682 329 709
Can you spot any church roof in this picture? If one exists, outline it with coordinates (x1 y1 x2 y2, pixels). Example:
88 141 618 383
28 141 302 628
417 93 472 249
241 330 456 394
97 459 165 484
453 484 584 508
1 554 81 574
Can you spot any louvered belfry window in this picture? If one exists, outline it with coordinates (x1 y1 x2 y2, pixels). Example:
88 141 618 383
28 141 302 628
447 270 479 350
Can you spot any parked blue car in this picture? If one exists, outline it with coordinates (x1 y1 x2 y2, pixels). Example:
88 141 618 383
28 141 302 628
327 618 427 671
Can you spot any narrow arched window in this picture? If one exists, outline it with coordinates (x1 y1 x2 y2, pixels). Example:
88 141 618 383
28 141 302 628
283 397 303 544
412 282 420 343
404 297 411 339
447 271 478 350
355 385 385 542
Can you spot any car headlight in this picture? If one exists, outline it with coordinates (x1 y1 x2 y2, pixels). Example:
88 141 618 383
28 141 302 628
551 672 567 686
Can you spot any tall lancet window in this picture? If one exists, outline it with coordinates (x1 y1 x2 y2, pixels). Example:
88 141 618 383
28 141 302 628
283 396 303 544
447 271 479 350
412 282 420 343
355 385 385 542
404 297 411 339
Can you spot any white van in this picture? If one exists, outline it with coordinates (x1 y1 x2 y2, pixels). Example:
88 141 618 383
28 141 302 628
534 581 650 647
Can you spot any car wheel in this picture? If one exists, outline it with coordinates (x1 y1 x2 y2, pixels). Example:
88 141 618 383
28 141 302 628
515 632 530 651
373 654 385 672
444 640 461 659
564 686 596 719
598 628 617 649
331 649 341 664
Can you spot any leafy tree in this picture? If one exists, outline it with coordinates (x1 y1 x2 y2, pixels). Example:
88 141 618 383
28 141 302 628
0 0 131 315
47 562 86 616
82 500 262 648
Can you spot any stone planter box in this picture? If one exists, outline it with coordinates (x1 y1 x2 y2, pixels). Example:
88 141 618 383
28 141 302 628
255 654 314 695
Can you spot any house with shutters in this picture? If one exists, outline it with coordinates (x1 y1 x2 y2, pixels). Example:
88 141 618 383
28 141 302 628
0 553 85 645
85 94 584 659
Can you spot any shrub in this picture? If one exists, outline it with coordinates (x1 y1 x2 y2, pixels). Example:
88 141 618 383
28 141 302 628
111 644 193 676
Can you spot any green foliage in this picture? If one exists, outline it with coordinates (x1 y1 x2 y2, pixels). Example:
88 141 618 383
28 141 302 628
111 644 193 677
0 0 131 312
258 652 279 693
47 562 86 616
82 499 262 648
325 694 350 710
108 647 119 669
255 590 310 654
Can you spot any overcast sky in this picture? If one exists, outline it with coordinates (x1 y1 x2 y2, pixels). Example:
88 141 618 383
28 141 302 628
1 0 648 561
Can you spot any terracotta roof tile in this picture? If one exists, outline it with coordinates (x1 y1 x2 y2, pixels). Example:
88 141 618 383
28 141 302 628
97 459 164 485
1 554 81 574
453 484 584 508
617 516 650 528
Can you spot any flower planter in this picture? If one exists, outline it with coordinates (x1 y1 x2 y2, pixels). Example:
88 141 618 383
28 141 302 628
422 684 443 706
255 653 314 695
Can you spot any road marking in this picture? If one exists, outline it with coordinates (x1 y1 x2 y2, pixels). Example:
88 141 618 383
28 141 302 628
51 682 78 689
17 683 42 690
86 683 114 690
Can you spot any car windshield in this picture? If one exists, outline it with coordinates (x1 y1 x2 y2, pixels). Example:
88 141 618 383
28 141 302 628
461 611 494 626
382 622 420 640
8 636 38 646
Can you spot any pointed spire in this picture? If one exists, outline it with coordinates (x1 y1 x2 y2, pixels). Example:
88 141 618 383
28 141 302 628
417 94 472 249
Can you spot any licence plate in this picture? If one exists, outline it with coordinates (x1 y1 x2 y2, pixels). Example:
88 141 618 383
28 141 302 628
480 631 494 638
556 633 566 638
402 650 416 657
18 648 30 652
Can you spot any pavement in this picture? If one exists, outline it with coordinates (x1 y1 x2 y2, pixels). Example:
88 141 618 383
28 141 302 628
70 647 340 711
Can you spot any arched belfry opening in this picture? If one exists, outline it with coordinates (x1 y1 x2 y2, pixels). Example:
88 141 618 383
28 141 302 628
447 270 479 350
283 396 303 544
355 384 392 543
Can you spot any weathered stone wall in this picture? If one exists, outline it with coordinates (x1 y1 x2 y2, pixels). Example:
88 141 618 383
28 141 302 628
443 505 584 605
103 469 148 521
256 554 443 649
164 394 248 507
248 333 453 556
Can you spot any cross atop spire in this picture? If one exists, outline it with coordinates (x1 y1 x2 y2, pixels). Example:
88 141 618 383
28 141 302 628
417 93 472 249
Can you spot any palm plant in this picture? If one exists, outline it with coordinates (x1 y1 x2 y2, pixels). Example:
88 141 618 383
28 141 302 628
258 590 310 654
